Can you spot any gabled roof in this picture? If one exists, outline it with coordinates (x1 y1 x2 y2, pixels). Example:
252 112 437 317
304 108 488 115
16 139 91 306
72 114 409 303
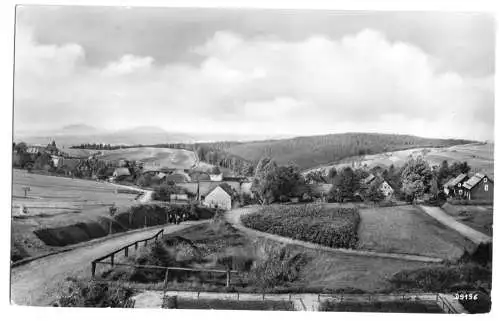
156 172 167 179
463 173 490 190
206 183 234 198
444 173 468 188
114 167 131 177
362 174 376 185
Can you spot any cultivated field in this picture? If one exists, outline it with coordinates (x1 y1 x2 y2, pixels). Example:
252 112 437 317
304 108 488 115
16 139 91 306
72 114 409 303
357 206 474 260
11 169 141 260
305 143 494 179
97 147 197 169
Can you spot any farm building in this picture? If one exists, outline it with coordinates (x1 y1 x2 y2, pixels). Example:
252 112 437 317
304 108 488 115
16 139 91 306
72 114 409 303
209 173 223 181
361 174 394 199
113 167 131 178
463 173 494 202
170 194 189 203
443 173 469 198
203 184 234 210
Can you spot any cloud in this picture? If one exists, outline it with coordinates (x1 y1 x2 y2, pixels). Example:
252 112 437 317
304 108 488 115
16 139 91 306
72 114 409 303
14 27 494 141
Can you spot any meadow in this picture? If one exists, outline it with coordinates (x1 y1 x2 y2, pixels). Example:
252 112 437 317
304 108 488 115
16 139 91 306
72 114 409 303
441 203 493 237
97 147 197 169
357 206 474 260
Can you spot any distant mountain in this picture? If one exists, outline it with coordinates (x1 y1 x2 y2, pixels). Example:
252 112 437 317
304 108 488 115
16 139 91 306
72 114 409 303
221 133 476 169
14 125 196 147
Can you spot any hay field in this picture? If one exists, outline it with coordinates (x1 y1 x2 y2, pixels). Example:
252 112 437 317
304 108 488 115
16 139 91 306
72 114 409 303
442 203 493 237
97 147 197 169
358 206 474 260
11 169 141 260
305 143 494 178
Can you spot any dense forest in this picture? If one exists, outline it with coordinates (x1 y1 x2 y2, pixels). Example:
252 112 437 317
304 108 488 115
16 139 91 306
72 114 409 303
223 133 475 169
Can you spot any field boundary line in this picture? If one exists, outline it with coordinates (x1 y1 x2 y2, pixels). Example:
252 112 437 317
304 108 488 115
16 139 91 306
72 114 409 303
227 208 444 263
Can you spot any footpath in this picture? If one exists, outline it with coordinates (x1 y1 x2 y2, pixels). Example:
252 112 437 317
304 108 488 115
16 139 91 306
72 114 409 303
419 206 492 245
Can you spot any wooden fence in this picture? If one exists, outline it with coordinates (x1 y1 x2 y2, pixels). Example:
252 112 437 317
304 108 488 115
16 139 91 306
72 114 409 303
90 228 238 288
91 229 165 277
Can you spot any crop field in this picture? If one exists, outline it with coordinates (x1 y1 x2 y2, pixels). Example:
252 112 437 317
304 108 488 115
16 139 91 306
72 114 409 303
241 204 360 249
441 203 493 237
97 147 197 169
358 206 474 260
305 143 494 179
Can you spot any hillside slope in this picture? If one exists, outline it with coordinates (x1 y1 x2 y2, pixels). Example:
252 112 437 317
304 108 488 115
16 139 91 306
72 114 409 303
224 133 474 169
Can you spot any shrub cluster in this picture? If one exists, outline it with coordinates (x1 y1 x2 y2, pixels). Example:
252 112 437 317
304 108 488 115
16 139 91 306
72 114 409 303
241 204 360 249
54 278 134 307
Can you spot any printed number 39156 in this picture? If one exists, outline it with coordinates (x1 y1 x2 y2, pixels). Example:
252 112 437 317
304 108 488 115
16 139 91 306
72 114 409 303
455 293 478 300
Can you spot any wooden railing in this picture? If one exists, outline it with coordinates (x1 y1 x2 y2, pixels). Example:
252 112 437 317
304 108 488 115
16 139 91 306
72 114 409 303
91 229 165 277
436 294 462 314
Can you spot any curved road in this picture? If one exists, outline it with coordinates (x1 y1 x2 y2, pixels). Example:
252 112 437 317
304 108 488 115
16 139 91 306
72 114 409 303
10 221 205 307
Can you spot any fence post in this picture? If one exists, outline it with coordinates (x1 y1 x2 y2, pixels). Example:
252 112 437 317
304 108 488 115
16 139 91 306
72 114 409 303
91 261 96 278
110 254 114 267
145 239 148 246
124 246 129 257
226 270 230 287
135 242 138 251
163 268 169 292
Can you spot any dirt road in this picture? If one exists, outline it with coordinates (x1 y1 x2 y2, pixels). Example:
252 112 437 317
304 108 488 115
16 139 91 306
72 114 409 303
10 221 205 307
419 205 492 245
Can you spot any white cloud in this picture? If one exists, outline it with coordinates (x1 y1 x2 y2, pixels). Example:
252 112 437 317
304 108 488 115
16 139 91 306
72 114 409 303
14 27 494 141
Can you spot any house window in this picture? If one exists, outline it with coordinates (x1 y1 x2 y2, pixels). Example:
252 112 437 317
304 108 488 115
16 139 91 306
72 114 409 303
485 184 489 192
459 189 463 195
484 178 488 183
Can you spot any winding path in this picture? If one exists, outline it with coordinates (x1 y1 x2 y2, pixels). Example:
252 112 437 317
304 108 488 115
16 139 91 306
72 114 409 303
10 221 205 307
225 206 444 263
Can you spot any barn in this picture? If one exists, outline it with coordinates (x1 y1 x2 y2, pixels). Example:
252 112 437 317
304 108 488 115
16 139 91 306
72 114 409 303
463 173 494 202
443 173 469 198
203 185 234 210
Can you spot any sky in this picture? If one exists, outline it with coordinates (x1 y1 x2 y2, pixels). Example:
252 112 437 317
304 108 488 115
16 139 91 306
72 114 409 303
14 6 495 141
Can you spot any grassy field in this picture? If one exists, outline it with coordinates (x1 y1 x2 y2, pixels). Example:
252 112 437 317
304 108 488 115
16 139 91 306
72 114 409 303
441 203 493 237
357 206 474 260
97 147 197 169
11 169 140 260
305 143 494 179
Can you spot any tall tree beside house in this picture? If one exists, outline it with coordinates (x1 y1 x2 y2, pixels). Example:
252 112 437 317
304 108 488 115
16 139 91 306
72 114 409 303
365 180 386 204
252 158 279 204
429 174 440 199
327 167 337 183
400 156 432 202
437 160 451 185
330 166 360 202
449 161 471 177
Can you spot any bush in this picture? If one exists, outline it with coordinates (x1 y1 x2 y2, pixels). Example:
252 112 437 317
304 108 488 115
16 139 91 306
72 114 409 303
248 247 308 288
54 278 134 307
241 204 360 249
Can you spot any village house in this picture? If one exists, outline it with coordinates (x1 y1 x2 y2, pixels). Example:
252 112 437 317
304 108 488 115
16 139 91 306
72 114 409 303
443 173 469 198
209 173 223 181
362 174 394 199
113 167 131 178
462 173 494 202
203 184 234 210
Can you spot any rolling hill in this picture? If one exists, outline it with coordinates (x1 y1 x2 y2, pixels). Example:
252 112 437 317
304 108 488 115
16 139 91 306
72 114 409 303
223 133 476 169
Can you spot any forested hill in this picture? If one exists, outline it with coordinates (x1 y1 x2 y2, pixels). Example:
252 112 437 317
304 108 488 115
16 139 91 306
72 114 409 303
222 133 475 169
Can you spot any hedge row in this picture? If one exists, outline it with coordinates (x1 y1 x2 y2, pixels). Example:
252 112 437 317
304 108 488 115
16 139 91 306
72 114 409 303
241 204 360 249
447 199 493 206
